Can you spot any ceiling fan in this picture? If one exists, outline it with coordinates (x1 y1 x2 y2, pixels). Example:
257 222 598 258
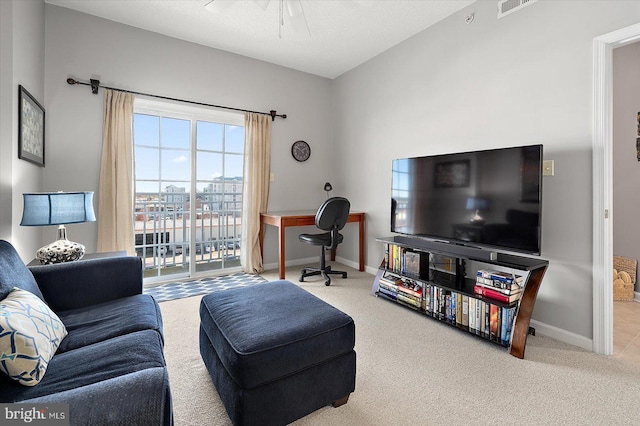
205 0 311 38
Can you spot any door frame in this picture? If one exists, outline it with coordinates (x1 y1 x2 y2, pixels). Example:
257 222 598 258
592 22 640 355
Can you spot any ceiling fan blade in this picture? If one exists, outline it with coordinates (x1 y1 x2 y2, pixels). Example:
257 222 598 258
285 0 310 36
204 0 234 14
285 0 302 17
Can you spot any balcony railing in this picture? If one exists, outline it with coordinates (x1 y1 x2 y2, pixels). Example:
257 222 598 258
134 195 242 277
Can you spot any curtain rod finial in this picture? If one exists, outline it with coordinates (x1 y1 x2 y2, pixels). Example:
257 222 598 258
269 110 286 121
66 78 78 85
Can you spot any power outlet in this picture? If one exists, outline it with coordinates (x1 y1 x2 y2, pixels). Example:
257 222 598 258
543 160 554 176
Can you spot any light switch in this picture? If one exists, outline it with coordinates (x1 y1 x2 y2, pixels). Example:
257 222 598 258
543 160 554 176
270 173 275 182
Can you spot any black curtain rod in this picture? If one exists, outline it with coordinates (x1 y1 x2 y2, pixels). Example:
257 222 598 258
66 78 287 121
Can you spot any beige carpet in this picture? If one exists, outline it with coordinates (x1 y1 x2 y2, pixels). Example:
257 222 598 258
160 264 640 425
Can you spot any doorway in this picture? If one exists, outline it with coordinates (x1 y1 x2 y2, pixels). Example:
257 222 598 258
593 22 640 355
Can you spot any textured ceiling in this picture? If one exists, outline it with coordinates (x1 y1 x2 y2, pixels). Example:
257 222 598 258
45 0 476 79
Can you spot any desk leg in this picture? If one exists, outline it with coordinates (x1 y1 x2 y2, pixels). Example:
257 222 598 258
259 218 265 264
278 223 286 279
359 217 365 271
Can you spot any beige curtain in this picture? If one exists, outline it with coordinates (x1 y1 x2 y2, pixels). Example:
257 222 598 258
240 113 272 273
96 90 135 255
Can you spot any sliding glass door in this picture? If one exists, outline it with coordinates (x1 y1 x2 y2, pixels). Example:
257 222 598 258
133 100 244 281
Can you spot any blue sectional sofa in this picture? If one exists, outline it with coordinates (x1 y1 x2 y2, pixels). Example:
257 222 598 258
0 240 173 425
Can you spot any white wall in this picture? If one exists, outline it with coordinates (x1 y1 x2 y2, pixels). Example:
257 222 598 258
31 0 640 345
332 1 640 345
0 0 14 243
44 4 333 266
613 41 640 292
0 0 45 260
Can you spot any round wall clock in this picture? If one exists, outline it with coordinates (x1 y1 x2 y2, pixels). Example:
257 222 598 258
291 140 311 162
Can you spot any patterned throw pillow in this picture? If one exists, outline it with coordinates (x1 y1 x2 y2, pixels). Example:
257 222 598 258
0 288 67 386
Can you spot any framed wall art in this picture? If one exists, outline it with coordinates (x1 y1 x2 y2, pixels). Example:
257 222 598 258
434 159 470 188
18 85 45 167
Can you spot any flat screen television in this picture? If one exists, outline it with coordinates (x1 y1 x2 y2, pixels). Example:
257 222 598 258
391 144 543 255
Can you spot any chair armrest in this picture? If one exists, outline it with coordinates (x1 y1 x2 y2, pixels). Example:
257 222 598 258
29 256 144 312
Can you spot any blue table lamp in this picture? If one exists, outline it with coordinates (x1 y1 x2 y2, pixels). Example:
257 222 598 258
20 191 96 264
466 197 488 225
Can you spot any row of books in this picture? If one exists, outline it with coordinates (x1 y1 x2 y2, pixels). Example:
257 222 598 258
377 274 423 309
383 244 427 278
376 273 518 346
424 285 516 346
474 269 523 304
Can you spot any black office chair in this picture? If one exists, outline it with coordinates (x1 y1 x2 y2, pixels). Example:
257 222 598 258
299 197 350 286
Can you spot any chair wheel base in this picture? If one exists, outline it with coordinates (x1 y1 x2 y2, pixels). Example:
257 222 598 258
299 266 347 286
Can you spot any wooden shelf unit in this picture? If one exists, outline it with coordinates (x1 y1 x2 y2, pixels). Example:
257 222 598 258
372 236 548 359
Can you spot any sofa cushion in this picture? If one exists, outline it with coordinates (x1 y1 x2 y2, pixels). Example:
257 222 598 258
199 280 355 389
55 294 163 353
0 288 68 386
0 240 45 301
20 367 173 426
0 329 166 402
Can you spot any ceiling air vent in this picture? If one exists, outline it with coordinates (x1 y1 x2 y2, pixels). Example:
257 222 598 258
497 0 538 19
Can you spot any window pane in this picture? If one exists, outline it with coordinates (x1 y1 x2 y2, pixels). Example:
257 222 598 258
197 121 223 151
135 180 159 193
161 117 190 149
135 147 159 180
225 125 244 153
196 151 223 181
134 114 159 147
161 150 190 181
225 154 244 179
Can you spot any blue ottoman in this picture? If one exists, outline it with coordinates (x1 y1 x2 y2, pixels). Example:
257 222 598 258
199 280 356 426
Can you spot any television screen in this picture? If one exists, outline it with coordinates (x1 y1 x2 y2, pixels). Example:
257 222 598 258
391 145 542 255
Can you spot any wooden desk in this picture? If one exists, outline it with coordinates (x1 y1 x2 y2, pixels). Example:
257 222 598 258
260 211 365 279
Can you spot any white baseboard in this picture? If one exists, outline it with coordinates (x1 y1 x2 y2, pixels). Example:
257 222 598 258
529 319 593 352
335 257 383 276
264 257 375 277
334 256 358 271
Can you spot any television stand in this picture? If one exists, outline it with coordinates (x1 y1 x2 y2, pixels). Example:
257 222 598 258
393 235 498 261
373 236 548 359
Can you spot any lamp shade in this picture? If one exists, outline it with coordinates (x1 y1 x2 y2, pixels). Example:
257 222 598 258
20 192 96 226
465 197 488 211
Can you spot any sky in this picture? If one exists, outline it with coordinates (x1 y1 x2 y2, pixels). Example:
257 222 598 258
133 113 244 195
